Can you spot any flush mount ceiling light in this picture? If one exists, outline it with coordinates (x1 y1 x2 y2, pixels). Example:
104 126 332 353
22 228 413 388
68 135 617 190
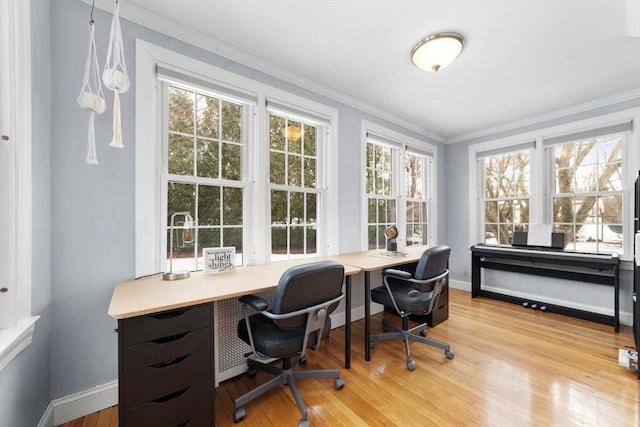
410 32 464 72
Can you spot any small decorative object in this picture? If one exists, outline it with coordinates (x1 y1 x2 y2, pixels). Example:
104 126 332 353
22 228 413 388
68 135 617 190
385 225 398 252
102 0 129 149
77 1 106 165
163 212 195 281
203 247 236 274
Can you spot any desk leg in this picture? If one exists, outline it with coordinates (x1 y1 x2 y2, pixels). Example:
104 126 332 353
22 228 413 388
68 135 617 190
364 271 371 361
471 254 480 298
344 276 351 369
614 264 620 332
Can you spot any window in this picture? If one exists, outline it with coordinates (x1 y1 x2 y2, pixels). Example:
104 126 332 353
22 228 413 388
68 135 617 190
136 41 339 276
470 116 636 258
363 123 436 251
479 149 531 244
549 133 625 253
0 0 37 372
366 140 396 250
163 85 247 270
269 113 321 261
405 151 431 246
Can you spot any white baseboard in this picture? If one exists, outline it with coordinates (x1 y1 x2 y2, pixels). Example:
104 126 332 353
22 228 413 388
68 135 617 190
51 380 118 426
37 402 54 427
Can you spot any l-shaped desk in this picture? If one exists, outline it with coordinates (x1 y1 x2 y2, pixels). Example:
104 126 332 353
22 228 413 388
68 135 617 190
108 246 429 426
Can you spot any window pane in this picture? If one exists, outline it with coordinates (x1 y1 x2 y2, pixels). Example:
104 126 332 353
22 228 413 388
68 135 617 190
196 94 219 139
222 187 243 225
199 227 220 250
290 192 304 224
167 182 195 220
221 101 241 142
270 115 286 150
387 200 396 223
366 169 374 194
196 138 219 179
271 190 287 224
377 199 387 223
306 193 317 224
303 157 316 188
601 162 622 191
198 185 220 226
168 87 194 133
270 152 286 185
168 134 194 176
290 226 304 254
223 227 243 253
287 120 302 154
288 154 302 187
484 201 498 225
306 226 317 255
304 125 316 156
368 225 377 250
272 227 287 256
221 142 241 180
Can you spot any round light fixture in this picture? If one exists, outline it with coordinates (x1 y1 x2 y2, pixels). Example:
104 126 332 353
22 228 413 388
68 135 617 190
410 32 464 72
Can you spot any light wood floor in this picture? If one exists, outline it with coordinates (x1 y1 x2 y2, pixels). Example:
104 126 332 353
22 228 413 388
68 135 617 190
60 289 639 426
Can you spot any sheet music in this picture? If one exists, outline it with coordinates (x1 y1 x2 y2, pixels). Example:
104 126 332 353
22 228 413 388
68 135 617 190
527 224 552 247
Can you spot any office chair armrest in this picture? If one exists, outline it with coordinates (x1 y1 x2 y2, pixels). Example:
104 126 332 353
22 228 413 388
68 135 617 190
239 294 269 312
382 268 413 280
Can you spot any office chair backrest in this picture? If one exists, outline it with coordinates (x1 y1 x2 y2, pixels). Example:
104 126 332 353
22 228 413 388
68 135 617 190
272 261 345 330
414 245 451 283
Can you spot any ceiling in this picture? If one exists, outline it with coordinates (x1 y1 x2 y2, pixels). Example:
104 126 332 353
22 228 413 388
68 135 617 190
121 0 640 142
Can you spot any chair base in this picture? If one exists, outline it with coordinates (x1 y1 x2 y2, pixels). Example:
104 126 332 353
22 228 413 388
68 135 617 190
370 316 454 371
233 356 344 425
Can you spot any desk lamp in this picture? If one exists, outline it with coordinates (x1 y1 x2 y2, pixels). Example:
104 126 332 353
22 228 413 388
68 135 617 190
163 211 194 281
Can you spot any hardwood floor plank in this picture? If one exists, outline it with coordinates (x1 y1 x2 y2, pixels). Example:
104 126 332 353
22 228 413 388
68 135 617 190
58 289 640 426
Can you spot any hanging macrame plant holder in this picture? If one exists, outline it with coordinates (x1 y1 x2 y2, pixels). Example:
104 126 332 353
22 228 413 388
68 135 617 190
102 0 129 149
77 20 106 165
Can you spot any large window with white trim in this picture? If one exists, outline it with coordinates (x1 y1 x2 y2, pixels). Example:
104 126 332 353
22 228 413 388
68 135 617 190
478 148 531 244
471 118 635 257
269 111 323 261
135 41 339 275
163 84 247 270
364 127 435 250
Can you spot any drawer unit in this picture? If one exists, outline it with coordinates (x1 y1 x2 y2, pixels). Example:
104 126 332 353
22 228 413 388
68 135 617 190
118 304 214 427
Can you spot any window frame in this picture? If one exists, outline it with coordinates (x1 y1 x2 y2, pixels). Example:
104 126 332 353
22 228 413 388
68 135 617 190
468 109 640 260
135 41 339 276
361 120 437 251
0 0 38 372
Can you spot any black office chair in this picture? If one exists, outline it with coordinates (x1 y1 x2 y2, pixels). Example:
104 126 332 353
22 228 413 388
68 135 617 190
370 245 454 371
233 261 346 427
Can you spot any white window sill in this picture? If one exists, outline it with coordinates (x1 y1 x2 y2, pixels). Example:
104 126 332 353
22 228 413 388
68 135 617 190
0 316 39 372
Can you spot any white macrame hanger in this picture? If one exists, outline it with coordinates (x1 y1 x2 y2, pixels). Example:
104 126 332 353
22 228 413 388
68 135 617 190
102 0 129 149
77 1 106 165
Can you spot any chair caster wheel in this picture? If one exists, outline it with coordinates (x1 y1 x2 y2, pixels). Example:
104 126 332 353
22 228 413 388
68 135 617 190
420 330 427 337
247 367 257 377
369 340 375 349
299 356 307 365
298 418 310 427
233 407 246 423
445 350 455 360
334 377 345 390
406 360 416 371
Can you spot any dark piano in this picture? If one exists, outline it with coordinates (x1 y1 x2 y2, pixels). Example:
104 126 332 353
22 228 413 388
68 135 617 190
470 243 620 331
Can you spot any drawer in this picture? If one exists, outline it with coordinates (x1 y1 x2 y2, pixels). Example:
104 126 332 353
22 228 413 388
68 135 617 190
122 349 211 410
123 381 211 427
123 327 211 373
121 304 211 346
181 412 212 427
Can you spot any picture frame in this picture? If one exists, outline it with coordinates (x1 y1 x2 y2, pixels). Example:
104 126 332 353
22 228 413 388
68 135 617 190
203 247 236 274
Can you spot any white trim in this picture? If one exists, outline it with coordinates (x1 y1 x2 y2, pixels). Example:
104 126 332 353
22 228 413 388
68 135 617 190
51 380 118 426
37 402 54 427
449 88 640 144
467 107 640 250
361 120 438 251
0 316 38 371
83 0 444 143
136 41 340 274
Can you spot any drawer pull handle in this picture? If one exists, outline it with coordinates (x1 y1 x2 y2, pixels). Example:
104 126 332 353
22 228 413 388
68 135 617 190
151 355 187 368
152 308 189 320
152 386 189 403
153 332 188 344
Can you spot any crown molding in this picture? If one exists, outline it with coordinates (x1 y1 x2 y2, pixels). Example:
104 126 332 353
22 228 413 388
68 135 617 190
448 88 640 144
81 0 446 143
